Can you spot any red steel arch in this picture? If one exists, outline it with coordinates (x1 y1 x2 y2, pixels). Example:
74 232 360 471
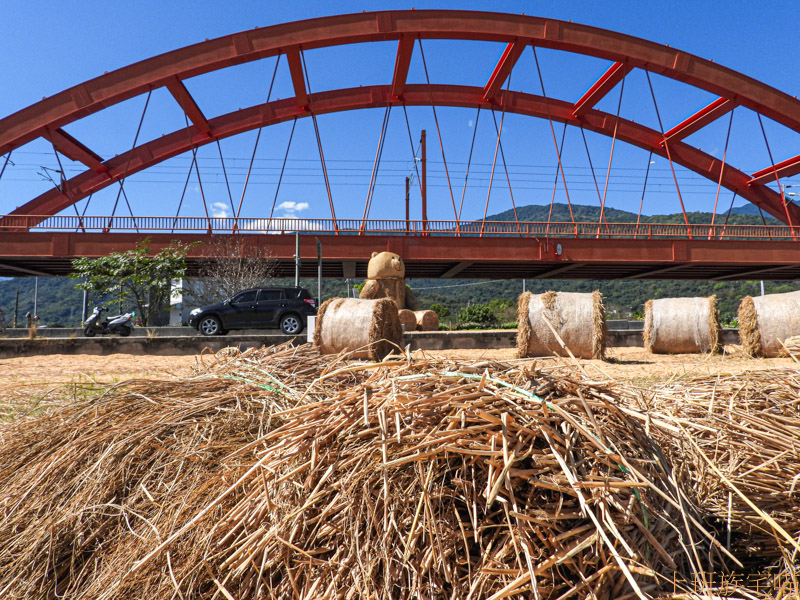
9 85 791 226
1 10 799 225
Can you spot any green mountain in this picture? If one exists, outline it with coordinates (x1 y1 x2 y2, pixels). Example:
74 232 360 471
487 203 780 226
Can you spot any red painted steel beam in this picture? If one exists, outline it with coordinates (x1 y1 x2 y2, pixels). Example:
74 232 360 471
3 232 800 275
165 77 211 134
285 48 309 109
572 61 631 118
749 153 800 186
391 37 415 99
2 10 800 156
41 127 107 173
5 84 794 228
483 41 524 102
663 97 735 144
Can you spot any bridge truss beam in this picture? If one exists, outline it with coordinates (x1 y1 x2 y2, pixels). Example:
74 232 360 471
3 85 796 228
3 231 800 281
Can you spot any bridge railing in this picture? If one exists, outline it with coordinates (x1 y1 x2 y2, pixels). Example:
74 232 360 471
1 215 799 240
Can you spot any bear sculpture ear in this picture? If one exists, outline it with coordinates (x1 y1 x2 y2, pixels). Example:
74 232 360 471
371 252 378 258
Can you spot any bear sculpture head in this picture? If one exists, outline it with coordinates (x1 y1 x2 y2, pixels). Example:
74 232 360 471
367 251 405 279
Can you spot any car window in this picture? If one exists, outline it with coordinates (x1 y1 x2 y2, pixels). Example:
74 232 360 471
295 289 312 299
232 290 258 304
258 289 283 301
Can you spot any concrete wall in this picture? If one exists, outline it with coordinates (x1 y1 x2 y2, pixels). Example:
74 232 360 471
0 328 740 358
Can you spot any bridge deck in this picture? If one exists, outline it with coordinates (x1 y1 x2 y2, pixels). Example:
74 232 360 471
1 218 798 280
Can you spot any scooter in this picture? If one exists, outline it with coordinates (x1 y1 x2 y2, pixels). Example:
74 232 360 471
83 306 135 337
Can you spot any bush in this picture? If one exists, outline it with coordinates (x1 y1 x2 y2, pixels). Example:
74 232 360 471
429 303 450 318
457 305 496 327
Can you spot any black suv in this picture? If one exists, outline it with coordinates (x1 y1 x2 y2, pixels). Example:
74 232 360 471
188 287 317 336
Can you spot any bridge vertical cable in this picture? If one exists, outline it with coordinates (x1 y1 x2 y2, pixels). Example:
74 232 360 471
458 107 481 221
580 126 610 230
532 46 577 234
49 142 87 233
361 104 392 233
182 114 212 234
401 104 424 233
757 113 797 240
709 109 735 239
417 39 461 235
215 140 237 223
301 50 338 233
634 152 653 239
107 90 151 233
545 124 569 237
491 80 522 235
596 76 625 238
267 117 298 230
645 72 692 239
234 54 282 234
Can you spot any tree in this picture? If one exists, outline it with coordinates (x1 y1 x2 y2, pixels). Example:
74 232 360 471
429 303 450 318
183 236 276 306
71 239 193 326
457 304 497 327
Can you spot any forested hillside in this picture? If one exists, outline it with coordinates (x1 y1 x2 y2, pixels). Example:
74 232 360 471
0 203 793 327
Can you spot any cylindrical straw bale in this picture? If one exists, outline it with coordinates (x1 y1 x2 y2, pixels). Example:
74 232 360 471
314 297 402 360
414 310 439 331
643 296 721 354
397 309 417 332
516 290 606 359
738 290 800 357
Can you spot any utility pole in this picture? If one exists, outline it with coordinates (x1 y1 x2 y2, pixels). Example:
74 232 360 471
405 176 410 234
82 288 88 323
13 289 18 328
421 129 427 234
33 277 38 318
294 232 301 288
316 237 322 308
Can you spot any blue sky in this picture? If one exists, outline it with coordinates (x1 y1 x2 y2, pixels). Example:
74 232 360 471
1 0 798 224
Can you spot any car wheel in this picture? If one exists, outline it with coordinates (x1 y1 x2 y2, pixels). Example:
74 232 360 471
199 315 223 336
280 313 303 335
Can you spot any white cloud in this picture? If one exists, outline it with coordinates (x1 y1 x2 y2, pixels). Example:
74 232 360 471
468 119 474 128
210 202 230 218
240 217 325 234
277 201 310 214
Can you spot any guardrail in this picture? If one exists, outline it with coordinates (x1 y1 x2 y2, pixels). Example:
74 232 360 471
1 216 798 241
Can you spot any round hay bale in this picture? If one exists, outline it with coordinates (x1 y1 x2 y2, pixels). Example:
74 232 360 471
314 297 402 360
643 296 721 354
516 290 606 359
738 290 800 357
397 309 417 332
414 310 439 331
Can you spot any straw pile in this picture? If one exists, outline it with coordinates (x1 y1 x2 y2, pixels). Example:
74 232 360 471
314 297 401 360
1 343 743 600
739 290 800 357
783 335 800 358
414 308 439 331
637 370 800 573
643 296 721 354
397 308 417 332
517 290 606 359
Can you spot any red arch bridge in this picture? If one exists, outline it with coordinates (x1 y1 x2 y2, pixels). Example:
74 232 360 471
1 10 799 280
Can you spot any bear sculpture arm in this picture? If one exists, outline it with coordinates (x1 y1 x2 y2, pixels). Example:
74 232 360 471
358 279 382 300
404 286 420 311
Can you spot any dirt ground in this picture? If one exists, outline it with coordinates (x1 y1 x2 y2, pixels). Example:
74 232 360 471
0 344 795 409
414 344 797 383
